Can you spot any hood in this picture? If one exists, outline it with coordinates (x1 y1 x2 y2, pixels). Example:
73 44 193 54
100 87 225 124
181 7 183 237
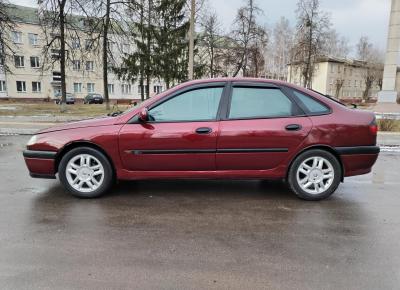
37 116 119 134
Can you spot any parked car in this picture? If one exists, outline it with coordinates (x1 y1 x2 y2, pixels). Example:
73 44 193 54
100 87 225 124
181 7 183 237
84 93 104 104
23 78 379 200
53 93 75 104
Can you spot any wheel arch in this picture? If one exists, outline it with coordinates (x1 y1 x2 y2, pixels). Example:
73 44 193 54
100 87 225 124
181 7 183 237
286 145 345 182
55 141 116 177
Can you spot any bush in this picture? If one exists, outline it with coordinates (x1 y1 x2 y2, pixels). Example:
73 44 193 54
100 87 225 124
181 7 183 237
378 119 399 132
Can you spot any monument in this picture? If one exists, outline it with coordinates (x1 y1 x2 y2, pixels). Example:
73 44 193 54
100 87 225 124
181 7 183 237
378 0 400 103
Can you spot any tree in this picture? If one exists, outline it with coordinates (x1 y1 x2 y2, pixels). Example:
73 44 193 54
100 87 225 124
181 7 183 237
77 0 133 108
199 11 224 78
292 0 330 88
356 36 384 99
152 0 189 88
322 29 350 59
229 0 266 77
0 0 16 73
265 17 294 80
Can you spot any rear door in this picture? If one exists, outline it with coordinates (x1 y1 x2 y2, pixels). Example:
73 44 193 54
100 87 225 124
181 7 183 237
216 82 313 170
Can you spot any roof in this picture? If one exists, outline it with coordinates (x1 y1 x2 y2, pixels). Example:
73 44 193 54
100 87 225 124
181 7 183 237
6 4 39 25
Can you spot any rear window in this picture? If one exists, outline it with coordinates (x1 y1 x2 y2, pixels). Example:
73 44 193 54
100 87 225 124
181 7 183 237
292 90 330 114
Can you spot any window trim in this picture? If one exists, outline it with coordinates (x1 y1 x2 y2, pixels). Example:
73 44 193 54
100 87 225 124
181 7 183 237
223 83 306 121
282 86 333 116
128 82 228 124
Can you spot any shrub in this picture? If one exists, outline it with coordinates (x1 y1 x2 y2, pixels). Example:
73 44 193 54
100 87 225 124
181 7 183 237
378 118 398 132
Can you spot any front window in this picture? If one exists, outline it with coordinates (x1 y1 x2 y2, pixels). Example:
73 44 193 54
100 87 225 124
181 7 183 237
14 56 24 67
87 83 95 93
28 33 38 45
16 81 26 92
30 56 40 68
32 81 41 92
148 87 223 122
229 87 294 119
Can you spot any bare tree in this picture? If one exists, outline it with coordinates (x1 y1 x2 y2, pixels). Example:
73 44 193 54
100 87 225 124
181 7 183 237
229 0 266 77
199 11 224 77
38 0 85 112
265 17 293 80
355 36 384 99
292 0 330 88
322 29 350 59
76 0 133 108
0 0 16 73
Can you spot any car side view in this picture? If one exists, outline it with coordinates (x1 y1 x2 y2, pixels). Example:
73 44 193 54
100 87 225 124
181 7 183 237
23 78 380 200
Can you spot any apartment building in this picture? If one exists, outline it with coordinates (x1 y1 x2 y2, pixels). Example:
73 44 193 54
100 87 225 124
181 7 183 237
287 57 388 99
1 4 164 101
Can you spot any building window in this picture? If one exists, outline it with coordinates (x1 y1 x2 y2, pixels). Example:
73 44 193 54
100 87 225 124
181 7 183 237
330 64 335 73
138 85 148 95
28 33 38 46
73 82 82 93
72 60 81 71
87 83 95 93
85 39 93 50
12 31 22 43
14 55 24 67
122 84 131 94
72 38 80 49
85 61 94 71
32 81 41 92
108 84 114 94
0 80 6 92
30 56 40 68
16 81 26 92
153 85 163 94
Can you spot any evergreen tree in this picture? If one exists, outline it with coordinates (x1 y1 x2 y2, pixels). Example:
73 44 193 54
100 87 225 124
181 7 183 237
153 0 189 88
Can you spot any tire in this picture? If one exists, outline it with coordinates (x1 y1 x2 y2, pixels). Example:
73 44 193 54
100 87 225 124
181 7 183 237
287 149 341 201
58 147 114 198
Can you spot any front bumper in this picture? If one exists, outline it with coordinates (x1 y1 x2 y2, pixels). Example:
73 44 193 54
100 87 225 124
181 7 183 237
23 150 57 179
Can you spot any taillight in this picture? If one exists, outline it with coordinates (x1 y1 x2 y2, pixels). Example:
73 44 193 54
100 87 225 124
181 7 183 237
369 118 378 135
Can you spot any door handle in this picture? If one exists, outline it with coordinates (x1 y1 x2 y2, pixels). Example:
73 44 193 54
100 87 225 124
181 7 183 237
285 124 302 131
195 127 212 134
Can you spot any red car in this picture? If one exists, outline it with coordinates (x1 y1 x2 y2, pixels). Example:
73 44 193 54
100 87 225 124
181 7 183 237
23 78 379 200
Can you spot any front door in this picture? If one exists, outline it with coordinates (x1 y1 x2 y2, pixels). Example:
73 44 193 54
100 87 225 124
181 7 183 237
216 84 312 170
119 85 225 171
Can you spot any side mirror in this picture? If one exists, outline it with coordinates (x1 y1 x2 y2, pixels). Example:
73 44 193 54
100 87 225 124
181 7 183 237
139 108 149 122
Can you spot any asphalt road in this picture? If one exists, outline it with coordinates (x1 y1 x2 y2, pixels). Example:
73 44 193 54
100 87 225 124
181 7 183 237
1 135 400 290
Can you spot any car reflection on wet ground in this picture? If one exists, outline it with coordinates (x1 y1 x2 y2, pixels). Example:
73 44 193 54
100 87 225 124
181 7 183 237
1 135 400 289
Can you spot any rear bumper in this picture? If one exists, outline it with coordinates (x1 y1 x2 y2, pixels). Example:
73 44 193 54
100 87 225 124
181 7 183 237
335 146 380 177
23 150 57 179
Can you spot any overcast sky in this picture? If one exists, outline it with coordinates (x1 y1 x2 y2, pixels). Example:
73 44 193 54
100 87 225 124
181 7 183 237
14 0 392 53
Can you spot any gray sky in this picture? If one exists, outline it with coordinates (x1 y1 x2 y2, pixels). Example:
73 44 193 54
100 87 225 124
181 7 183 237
14 0 391 52
212 0 391 52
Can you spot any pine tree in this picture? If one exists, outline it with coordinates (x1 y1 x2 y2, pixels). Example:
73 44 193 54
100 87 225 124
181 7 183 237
153 0 189 88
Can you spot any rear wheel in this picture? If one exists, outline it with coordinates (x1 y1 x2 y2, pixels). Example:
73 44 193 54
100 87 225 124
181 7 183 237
58 147 114 198
288 149 341 201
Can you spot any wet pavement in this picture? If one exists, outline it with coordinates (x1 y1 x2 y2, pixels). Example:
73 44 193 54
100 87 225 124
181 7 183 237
1 135 400 289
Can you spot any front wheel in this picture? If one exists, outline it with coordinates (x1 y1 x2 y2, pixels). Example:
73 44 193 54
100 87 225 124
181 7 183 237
58 147 114 198
287 149 341 201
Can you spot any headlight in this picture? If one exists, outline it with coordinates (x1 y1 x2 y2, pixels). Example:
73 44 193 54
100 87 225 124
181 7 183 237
27 135 38 147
